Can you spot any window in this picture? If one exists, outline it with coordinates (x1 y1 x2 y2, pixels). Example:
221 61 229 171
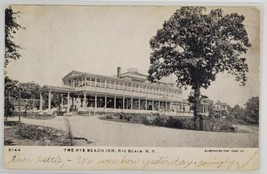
155 87 159 95
135 84 139 92
143 86 147 93
100 79 105 88
79 77 85 86
150 87 153 94
115 81 122 90
118 81 123 90
126 83 131 91
110 80 115 88
106 80 111 88
124 83 128 90
86 77 90 86
96 78 100 87
132 84 136 92
148 87 152 94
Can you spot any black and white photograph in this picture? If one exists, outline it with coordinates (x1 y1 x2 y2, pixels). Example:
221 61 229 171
3 4 260 170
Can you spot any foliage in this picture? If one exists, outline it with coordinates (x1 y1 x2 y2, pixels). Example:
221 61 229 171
101 113 237 132
5 6 24 67
5 79 41 101
5 76 42 115
102 113 196 130
4 99 14 116
244 96 259 124
230 104 244 118
4 122 92 146
42 93 61 109
5 123 70 146
19 82 41 99
148 7 251 120
4 76 19 116
5 76 20 98
5 6 24 116
210 118 234 132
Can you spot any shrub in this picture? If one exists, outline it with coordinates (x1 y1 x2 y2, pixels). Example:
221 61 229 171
181 118 195 129
18 124 60 140
106 115 112 119
100 113 195 130
210 118 233 132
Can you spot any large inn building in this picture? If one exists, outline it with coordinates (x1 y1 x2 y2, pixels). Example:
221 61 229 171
40 67 208 116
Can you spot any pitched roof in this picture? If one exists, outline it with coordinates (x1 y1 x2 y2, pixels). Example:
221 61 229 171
62 70 85 79
120 71 147 78
201 99 213 105
62 70 178 89
214 100 228 106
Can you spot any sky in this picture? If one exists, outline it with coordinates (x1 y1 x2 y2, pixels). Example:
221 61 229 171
5 5 260 107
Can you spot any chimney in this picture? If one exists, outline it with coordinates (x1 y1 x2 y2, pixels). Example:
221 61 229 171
117 67 121 78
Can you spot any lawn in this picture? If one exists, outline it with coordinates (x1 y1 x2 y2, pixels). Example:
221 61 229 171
4 120 92 146
4 115 258 147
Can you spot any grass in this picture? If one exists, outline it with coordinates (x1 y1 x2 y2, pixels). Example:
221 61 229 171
100 113 196 130
22 114 56 120
100 113 239 132
4 121 92 146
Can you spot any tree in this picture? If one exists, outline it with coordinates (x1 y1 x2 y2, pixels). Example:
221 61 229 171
4 76 19 119
148 7 251 127
5 6 24 67
244 97 259 124
19 82 41 99
4 78 42 122
5 6 24 122
230 104 244 118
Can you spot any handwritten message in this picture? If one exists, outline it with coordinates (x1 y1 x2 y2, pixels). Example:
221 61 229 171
4 147 259 170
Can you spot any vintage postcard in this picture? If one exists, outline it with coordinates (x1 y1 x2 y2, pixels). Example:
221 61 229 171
3 5 260 170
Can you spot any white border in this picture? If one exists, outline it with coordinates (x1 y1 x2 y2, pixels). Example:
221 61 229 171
0 0 266 174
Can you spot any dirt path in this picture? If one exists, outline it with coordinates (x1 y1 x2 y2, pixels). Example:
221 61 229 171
17 116 258 147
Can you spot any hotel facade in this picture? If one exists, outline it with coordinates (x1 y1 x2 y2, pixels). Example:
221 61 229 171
40 67 208 116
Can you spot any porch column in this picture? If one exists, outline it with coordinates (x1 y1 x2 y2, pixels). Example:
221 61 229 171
152 100 154 111
48 90 51 111
94 93 97 116
39 92 43 111
122 96 125 109
83 92 87 108
72 96 74 108
95 93 97 108
188 104 191 113
165 101 167 112
104 94 107 109
61 94 63 107
77 95 80 108
59 94 63 111
67 92 70 112
131 97 133 110
105 79 107 89
114 95 116 109
138 98 141 110
145 99 147 110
